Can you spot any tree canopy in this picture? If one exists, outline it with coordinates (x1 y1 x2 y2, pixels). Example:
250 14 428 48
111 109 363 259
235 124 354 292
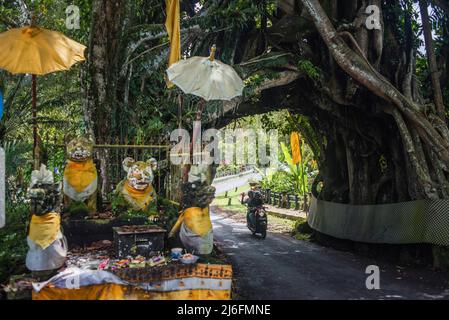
0 0 448 204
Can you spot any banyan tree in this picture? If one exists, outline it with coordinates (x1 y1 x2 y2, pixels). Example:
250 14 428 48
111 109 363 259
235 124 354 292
201 0 449 205
84 0 449 205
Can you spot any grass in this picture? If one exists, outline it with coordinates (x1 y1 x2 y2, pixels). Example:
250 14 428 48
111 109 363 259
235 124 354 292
269 215 296 230
212 184 249 214
212 184 296 233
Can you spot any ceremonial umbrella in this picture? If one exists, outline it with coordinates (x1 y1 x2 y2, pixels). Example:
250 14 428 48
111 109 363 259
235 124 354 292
166 45 244 180
0 25 86 168
167 45 244 101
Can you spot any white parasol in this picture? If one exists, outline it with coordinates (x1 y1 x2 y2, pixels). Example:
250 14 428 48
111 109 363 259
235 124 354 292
166 45 244 101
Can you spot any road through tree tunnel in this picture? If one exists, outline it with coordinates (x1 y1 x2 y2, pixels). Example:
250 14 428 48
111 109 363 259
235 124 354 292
200 0 449 207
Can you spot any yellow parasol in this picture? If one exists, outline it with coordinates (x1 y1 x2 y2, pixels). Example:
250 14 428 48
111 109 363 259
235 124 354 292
0 25 86 167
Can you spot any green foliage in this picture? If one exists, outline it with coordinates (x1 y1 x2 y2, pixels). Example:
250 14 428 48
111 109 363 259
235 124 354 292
110 192 179 233
65 201 90 219
3 140 32 202
280 142 309 195
292 217 314 242
0 202 29 284
216 163 243 174
256 137 318 196
203 0 277 31
297 59 321 79
156 197 180 233
110 192 157 219
264 170 296 193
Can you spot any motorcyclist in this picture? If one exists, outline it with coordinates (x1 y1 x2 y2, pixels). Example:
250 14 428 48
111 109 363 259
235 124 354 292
241 179 263 227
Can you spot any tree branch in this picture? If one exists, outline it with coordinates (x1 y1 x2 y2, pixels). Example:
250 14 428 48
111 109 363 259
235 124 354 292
221 70 301 117
299 0 449 164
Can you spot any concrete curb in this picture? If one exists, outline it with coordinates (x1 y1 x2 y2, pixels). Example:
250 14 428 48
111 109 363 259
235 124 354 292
212 170 255 183
266 210 306 222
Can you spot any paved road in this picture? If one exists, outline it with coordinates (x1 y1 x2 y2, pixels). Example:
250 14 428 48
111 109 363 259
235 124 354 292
212 212 449 300
211 174 449 300
212 171 261 195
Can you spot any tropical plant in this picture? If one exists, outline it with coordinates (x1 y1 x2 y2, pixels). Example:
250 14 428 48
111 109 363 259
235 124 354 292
280 142 309 195
0 202 29 284
2 140 32 202
256 138 317 196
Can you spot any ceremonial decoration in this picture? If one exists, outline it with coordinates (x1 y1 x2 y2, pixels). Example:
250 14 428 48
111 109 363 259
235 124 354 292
26 165 67 273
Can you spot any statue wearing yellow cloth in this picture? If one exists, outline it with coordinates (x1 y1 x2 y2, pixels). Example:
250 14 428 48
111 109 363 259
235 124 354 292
170 165 216 255
113 157 158 216
26 165 67 273
63 135 98 217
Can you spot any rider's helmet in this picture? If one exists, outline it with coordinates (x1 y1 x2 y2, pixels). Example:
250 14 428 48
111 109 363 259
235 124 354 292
248 178 261 187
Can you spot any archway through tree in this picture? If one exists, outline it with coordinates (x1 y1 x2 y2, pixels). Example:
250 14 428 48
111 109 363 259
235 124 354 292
81 0 449 206
197 0 449 206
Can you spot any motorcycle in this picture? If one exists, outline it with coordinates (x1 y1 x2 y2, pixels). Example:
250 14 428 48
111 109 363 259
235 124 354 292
241 191 267 239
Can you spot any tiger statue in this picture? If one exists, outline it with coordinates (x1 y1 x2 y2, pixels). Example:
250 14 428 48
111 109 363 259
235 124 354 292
63 134 98 218
113 157 158 216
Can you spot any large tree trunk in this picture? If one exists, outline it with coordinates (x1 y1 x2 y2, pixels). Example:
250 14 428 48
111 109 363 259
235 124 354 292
84 0 127 194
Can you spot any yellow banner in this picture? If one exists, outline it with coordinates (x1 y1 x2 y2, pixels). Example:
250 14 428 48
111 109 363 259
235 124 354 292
291 132 301 165
165 0 181 88
33 264 233 300
33 285 231 300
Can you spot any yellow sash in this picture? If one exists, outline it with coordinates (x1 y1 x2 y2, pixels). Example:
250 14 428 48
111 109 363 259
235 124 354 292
64 159 97 193
29 212 61 250
123 182 154 211
183 207 212 237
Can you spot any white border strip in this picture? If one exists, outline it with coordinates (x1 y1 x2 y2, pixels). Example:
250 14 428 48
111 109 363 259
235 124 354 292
135 277 232 292
0 147 4 228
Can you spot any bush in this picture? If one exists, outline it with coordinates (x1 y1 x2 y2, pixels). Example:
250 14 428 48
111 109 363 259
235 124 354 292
0 202 29 284
261 171 295 193
292 217 315 241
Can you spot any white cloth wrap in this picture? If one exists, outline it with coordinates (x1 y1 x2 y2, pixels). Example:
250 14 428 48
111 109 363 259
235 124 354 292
63 178 97 202
32 267 127 293
26 231 68 272
179 223 213 255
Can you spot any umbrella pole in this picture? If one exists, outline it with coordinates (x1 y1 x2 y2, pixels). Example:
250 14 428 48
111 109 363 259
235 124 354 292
32 75 38 169
182 99 206 183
